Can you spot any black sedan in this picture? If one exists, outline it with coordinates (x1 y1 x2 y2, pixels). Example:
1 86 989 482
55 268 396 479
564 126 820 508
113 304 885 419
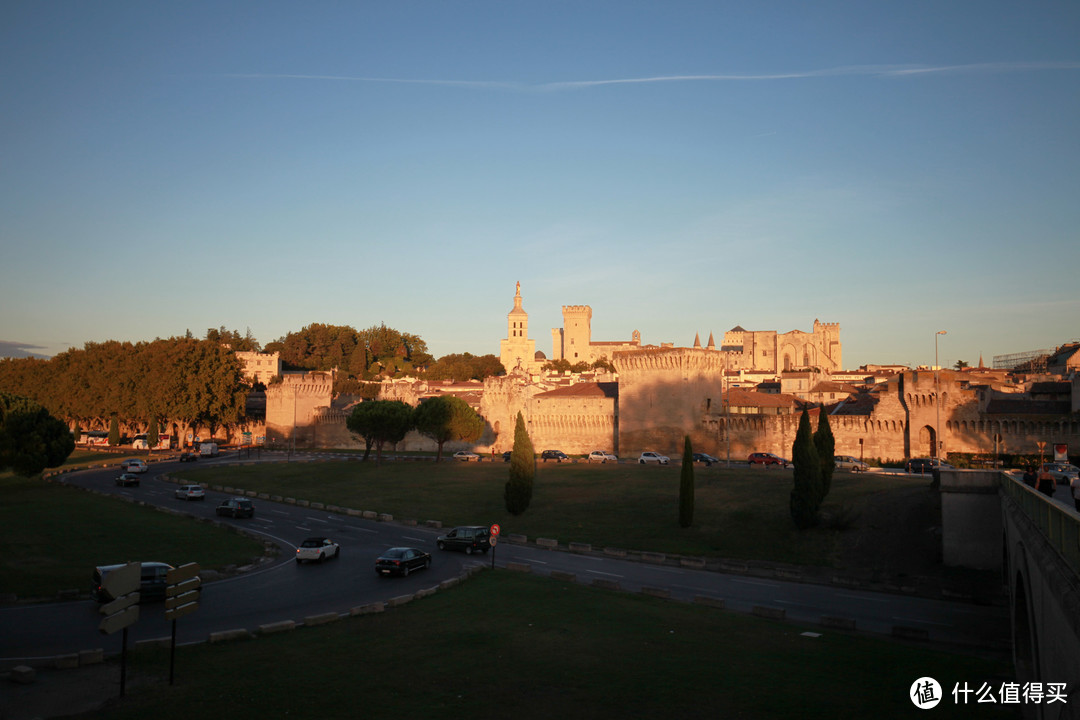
216 497 254 518
115 472 140 487
375 547 431 577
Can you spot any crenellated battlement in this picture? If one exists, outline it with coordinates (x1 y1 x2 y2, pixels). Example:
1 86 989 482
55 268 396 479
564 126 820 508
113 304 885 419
562 305 593 316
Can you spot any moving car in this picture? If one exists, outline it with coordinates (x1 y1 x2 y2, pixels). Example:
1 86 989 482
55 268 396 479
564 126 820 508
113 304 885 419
115 472 140 487
501 451 513 462
216 497 254 518
638 452 670 465
296 537 340 563
453 450 480 462
693 452 720 466
120 459 148 473
541 450 569 462
179 452 198 463
175 484 205 500
1040 462 1079 484
375 547 431 577
92 561 174 602
835 455 869 472
748 452 790 468
905 457 953 474
588 450 618 464
436 525 491 554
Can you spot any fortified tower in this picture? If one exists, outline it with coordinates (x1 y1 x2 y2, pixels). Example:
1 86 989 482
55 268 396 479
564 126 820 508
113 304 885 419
551 305 593 362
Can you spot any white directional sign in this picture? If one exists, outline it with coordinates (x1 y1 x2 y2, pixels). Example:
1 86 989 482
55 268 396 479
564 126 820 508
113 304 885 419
99 605 139 635
164 562 201 622
102 562 140 600
99 592 140 616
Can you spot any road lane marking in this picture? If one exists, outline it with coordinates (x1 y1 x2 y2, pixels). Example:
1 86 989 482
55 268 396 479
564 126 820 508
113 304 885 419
731 578 780 588
305 516 329 524
838 594 887 602
586 570 624 578
891 616 953 627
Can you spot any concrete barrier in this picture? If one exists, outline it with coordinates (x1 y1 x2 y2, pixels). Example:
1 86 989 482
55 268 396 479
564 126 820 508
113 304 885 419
362 511 377 519
209 629 252 644
415 587 437 599
377 513 393 522
10 665 35 684
640 586 670 599
774 568 802 581
568 542 592 554
285 497 297 505
386 594 414 608
820 616 857 631
424 520 443 528
134 637 170 651
641 552 666 565
350 602 385 616
752 606 786 620
721 561 749 573
297 500 310 507
303 612 340 627
310 502 325 510
603 547 627 558
550 571 577 583
591 578 621 591
679 557 707 569
506 562 532 573
693 595 726 609
439 578 460 590
536 538 558 549
258 620 296 635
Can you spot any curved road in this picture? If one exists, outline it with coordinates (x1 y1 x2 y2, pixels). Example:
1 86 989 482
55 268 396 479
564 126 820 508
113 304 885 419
0 455 1010 663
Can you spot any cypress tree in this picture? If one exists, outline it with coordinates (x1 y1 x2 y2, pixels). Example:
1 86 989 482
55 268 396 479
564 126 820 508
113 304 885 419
813 406 836 503
679 435 694 528
505 412 535 515
789 408 821 530
73 422 81 444
107 416 120 447
147 420 159 456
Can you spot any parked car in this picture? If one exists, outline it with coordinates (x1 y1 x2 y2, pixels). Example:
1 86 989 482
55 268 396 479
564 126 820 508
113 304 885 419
1040 463 1079 484
453 450 480 462
175 484 205 500
502 451 513 462
748 452 790 468
834 455 869 472
638 451 670 465
375 547 431 577
179 452 198 463
92 561 174 602
296 537 340 563
692 452 720 466
216 497 254 518
588 450 618 464
905 457 953 474
114 472 140 487
120 459 148 473
541 450 569 462
436 525 491 554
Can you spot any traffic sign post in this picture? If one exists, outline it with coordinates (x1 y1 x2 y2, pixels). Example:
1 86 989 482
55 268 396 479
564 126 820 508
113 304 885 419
97 561 141 697
165 563 201 685
489 525 500 569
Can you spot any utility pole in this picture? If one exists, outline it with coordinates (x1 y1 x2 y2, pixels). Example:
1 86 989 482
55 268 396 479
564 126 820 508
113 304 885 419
935 330 947 458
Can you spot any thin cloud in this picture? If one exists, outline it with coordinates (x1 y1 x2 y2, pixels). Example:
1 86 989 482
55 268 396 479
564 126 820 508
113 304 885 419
223 62 1080 92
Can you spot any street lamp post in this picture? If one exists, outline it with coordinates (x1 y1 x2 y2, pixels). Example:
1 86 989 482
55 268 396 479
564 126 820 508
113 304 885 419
935 330 947 458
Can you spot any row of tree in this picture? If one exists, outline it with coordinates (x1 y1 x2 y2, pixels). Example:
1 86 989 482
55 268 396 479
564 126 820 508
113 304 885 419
0 337 248 442
345 395 485 464
0 392 75 476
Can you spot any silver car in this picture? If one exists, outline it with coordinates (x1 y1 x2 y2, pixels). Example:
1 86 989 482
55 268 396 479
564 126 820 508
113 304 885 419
1040 463 1079 484
835 455 868 472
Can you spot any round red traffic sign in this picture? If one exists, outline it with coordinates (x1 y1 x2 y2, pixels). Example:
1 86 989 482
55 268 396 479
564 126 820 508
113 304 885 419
490 524 501 537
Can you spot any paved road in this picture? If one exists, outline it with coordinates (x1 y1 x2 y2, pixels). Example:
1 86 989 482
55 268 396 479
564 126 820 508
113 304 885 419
0 455 1010 663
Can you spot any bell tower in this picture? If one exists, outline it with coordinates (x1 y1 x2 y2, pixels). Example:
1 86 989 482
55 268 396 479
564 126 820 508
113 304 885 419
499 282 538 373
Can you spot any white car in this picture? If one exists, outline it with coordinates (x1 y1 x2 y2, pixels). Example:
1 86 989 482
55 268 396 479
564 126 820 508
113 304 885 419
453 451 480 462
834 455 868 472
638 451 670 465
588 450 618 464
296 537 340 563
121 459 148 473
175 484 205 500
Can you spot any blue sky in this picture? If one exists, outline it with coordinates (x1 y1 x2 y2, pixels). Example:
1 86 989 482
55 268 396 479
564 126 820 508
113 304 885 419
2 1 1078 369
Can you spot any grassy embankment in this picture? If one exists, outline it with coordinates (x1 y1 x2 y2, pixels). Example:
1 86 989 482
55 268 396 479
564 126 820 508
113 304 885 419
95 571 1013 720
0 451 266 599
175 459 913 566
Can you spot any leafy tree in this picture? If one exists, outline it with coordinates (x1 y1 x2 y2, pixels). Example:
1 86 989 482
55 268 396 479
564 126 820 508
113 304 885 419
813 407 836 503
73 422 81 444
789 408 822 530
542 358 592 373
107 416 120 446
414 396 485 461
954 360 970 370
0 392 74 476
679 435 694 528
504 412 534 515
425 353 505 381
346 400 414 464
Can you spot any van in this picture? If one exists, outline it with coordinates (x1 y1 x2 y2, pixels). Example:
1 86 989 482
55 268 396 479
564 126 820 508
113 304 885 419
92 561 174 602
436 526 491 555
198 442 219 457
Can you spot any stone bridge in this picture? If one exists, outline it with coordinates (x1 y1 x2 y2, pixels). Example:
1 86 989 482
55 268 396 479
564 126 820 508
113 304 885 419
941 469 1080 719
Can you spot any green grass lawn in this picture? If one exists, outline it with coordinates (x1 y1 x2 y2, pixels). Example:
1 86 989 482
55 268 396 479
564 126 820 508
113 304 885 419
96 571 1013 720
0 472 266 599
176 460 913 566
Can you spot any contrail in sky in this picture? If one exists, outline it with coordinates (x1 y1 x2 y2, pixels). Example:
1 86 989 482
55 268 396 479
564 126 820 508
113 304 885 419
224 62 1080 91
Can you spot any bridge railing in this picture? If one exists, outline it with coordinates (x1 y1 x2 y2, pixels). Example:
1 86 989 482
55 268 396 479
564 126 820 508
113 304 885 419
1001 471 1080 577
